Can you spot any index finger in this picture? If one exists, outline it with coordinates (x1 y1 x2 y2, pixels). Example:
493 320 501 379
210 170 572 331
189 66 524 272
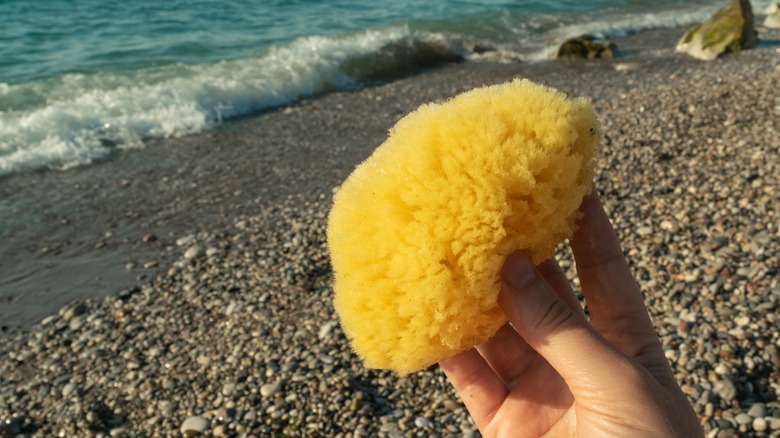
569 189 660 356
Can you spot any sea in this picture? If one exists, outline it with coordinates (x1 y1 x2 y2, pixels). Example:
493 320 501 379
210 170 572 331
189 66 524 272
1 0 775 178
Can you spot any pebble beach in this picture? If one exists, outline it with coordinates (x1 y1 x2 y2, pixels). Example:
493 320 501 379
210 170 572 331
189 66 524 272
2 23 780 438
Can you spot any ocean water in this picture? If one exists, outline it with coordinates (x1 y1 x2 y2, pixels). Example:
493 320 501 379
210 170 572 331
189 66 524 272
0 0 773 176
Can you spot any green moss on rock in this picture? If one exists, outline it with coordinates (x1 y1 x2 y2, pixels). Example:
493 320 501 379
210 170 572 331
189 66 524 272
676 0 757 61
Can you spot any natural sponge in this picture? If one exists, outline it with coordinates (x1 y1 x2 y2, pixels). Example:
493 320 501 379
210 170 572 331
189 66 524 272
327 79 599 375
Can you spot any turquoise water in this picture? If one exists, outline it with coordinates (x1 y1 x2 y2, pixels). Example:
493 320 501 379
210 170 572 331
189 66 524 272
0 0 772 175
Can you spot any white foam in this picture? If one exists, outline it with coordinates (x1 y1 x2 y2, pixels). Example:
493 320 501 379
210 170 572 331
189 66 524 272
0 26 447 176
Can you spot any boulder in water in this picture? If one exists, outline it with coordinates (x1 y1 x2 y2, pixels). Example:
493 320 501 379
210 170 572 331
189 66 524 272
676 0 757 61
764 3 780 29
557 35 617 60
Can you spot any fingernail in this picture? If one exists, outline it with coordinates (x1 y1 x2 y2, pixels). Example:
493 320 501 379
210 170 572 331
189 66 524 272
501 252 536 290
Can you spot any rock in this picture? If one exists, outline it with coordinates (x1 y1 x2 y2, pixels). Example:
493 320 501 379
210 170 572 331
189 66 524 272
180 416 210 437
768 417 780 430
557 35 617 60
260 382 282 397
764 3 780 28
734 413 752 425
213 425 227 437
637 226 653 236
61 302 87 321
62 383 77 398
414 417 431 428
143 260 159 269
221 383 236 397
176 234 195 246
747 403 766 418
676 0 758 61
109 427 128 437
714 379 737 402
716 429 739 438
142 233 157 243
184 245 204 260
753 417 768 432
318 321 338 340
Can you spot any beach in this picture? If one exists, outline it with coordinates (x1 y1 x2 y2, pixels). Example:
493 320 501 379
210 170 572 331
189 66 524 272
1 22 780 437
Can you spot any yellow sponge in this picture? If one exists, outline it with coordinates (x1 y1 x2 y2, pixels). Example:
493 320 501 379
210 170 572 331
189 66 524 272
327 79 599 375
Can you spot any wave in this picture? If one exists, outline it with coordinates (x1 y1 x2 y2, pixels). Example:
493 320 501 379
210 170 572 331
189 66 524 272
0 27 466 177
2 0 775 176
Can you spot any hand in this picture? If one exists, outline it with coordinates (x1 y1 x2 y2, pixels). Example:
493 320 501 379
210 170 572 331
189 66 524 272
439 190 702 437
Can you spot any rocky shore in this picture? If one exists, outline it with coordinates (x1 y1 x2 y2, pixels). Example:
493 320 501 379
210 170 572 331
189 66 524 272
2 25 780 437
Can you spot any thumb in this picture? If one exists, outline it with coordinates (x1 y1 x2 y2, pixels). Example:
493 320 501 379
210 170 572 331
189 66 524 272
498 252 639 392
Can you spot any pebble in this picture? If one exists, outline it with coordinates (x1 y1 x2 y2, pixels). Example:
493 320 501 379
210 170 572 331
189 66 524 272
180 416 210 436
221 383 236 397
414 417 431 428
260 382 282 397
61 383 76 398
753 417 767 432
714 379 737 402
318 321 338 340
747 403 766 418
183 245 204 260
176 234 195 246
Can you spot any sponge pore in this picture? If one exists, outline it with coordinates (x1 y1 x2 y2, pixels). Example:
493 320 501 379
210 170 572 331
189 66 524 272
327 79 599 375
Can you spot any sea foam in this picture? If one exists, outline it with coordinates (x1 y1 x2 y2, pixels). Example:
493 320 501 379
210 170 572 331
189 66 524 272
0 27 463 176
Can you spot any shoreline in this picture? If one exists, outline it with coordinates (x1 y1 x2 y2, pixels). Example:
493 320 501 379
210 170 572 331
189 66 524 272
1 22 779 436
0 23 709 332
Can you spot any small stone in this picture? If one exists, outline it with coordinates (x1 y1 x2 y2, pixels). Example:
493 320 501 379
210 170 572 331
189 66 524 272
69 317 85 331
747 403 766 418
176 234 195 246
318 321 338 340
180 416 210 437
205 247 220 257
714 379 737 402
753 417 767 432
660 219 678 232
109 427 128 437
767 417 780 430
213 425 227 437
143 260 159 269
260 382 282 397
142 233 157 243
225 301 240 316
637 226 653 236
222 383 236 397
716 429 738 438
125 262 136 271
734 413 752 425
62 383 77 398
62 303 87 321
714 363 731 376
184 245 204 260
414 417 431 428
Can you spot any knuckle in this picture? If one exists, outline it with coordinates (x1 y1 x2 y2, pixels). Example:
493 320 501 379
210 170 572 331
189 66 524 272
534 297 576 333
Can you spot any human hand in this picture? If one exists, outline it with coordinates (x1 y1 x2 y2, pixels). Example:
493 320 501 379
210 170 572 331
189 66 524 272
439 190 702 437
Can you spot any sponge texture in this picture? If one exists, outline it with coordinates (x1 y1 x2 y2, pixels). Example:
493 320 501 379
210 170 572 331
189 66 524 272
327 79 599 374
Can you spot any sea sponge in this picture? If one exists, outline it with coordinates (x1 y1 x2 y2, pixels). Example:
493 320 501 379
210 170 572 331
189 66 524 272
327 79 599 375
